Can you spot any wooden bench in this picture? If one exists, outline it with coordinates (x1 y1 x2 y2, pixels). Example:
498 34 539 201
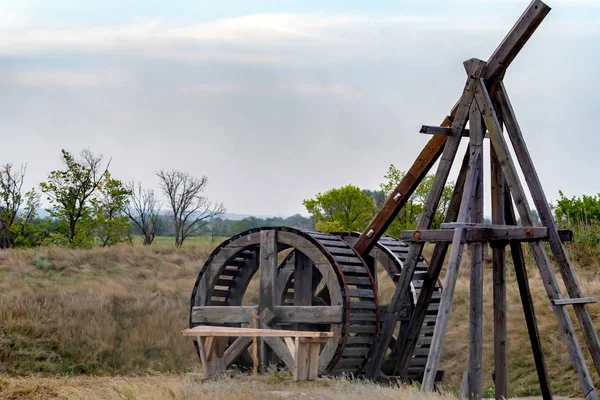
182 325 338 381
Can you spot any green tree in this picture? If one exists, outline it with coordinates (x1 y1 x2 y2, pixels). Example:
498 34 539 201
0 163 26 248
90 172 132 246
379 164 454 237
40 149 110 244
553 190 600 224
303 184 376 233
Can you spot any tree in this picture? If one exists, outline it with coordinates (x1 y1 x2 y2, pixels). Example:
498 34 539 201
303 184 376 233
156 169 225 247
125 181 162 245
0 163 26 248
552 191 600 225
10 189 46 247
90 172 132 246
379 164 454 236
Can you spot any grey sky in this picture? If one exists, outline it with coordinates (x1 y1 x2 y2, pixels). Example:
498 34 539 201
0 1 599 217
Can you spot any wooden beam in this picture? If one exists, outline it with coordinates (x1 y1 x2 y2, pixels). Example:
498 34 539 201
468 103 484 400
224 336 254 367
496 83 600 381
504 188 552 400
365 59 487 380
294 251 313 331
272 306 343 324
393 149 470 378
483 0 551 83
401 227 549 242
552 298 598 306
420 125 490 139
191 306 257 324
422 149 483 391
491 142 508 400
183 325 339 338
475 79 598 400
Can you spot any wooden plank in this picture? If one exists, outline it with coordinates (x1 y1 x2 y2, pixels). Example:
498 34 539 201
552 298 598 306
459 370 469 400
259 229 277 370
191 306 257 324
505 188 553 400
294 337 309 381
273 306 343 324
401 227 548 242
476 79 598 400
365 60 487 380
393 149 470 378
483 0 551 83
422 138 483 391
469 103 484 400
294 251 313 307
496 83 600 381
284 337 296 359
223 336 254 367
490 143 508 400
251 312 259 375
182 325 339 338
420 125 490 139
308 341 321 380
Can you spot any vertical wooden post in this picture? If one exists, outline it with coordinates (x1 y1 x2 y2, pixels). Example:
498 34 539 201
294 251 313 331
468 104 484 400
490 145 507 400
504 189 553 400
251 312 259 375
259 229 278 372
422 150 483 391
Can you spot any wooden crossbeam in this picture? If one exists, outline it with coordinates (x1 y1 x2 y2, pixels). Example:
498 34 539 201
400 227 549 242
552 298 598 306
420 125 490 138
182 325 339 338
191 306 344 325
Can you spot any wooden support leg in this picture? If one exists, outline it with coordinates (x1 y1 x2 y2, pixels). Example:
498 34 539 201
469 102 485 400
294 337 322 381
490 144 507 400
504 189 553 400
496 83 600 380
365 60 486 380
394 149 470 379
475 79 598 400
423 148 483 391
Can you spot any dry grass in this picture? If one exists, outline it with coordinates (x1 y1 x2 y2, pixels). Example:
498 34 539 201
1 239 600 397
0 373 454 400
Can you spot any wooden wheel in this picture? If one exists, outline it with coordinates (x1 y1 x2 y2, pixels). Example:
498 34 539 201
189 227 379 376
334 232 442 381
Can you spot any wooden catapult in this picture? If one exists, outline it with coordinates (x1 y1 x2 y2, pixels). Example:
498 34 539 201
187 1 600 399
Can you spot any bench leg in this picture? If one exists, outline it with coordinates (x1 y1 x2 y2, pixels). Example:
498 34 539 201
198 336 228 380
294 337 324 381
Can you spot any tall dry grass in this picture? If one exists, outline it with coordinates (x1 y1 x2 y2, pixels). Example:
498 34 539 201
1 239 600 397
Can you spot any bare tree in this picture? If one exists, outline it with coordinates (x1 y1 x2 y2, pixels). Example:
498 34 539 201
0 163 26 248
156 169 225 247
125 181 162 245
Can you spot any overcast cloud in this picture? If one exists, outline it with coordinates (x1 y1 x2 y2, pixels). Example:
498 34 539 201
0 0 599 216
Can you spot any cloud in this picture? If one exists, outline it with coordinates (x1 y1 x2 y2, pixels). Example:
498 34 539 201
0 68 130 87
183 82 358 98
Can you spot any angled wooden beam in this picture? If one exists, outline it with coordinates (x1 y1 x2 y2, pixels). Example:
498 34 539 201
352 0 550 258
504 188 552 400
422 150 483 391
420 125 490 139
475 79 598 400
364 59 486 380
496 82 600 381
393 149 470 378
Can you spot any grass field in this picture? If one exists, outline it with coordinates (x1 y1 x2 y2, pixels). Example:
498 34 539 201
1 238 600 397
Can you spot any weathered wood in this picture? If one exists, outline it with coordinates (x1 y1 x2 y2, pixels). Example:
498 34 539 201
251 312 259 375
496 82 600 381
191 306 256 324
422 149 483 391
505 189 552 400
183 325 339 338
552 298 598 306
490 144 507 400
293 337 325 381
475 79 598 400
420 125 490 139
259 229 278 371
224 336 254 367
393 149 470 378
294 251 313 309
483 0 551 83
366 60 486 380
273 306 343 324
469 103 484 400
401 227 548 242
460 370 469 400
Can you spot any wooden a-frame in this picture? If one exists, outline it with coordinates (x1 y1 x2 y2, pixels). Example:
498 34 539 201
353 1 600 399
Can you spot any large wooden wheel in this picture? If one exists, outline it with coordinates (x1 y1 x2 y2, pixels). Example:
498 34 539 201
189 227 379 376
334 232 442 380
